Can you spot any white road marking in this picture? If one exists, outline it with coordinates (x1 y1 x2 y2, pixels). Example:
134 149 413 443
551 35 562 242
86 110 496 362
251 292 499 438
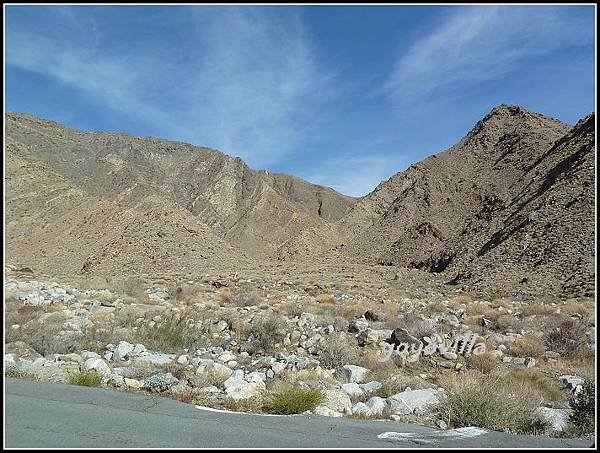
378 426 489 443
194 405 299 417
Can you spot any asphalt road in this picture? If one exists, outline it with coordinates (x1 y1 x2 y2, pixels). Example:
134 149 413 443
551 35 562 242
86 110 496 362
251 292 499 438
4 378 593 448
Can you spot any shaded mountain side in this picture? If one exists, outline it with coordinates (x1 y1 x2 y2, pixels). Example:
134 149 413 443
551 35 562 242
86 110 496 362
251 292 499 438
412 114 595 298
5 137 247 276
5 113 355 260
333 105 573 266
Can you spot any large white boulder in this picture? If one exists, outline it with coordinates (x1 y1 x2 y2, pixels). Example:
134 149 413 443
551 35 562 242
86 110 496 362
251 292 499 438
388 388 442 415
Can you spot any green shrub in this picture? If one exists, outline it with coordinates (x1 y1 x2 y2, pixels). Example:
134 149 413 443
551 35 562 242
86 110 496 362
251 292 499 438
568 381 595 435
262 387 324 415
436 372 550 435
67 369 102 387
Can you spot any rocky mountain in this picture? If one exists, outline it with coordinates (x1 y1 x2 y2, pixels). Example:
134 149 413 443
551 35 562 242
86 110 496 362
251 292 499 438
4 106 595 297
5 113 355 274
331 105 594 297
413 113 596 297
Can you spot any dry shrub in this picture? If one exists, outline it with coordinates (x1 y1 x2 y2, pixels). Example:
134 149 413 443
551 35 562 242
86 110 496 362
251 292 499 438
66 369 102 387
318 332 358 369
507 335 546 358
375 375 408 398
217 288 233 305
159 361 195 381
170 388 197 404
545 320 591 358
467 303 501 320
436 371 550 435
128 310 209 352
232 290 263 307
315 293 337 305
113 276 146 298
248 313 287 354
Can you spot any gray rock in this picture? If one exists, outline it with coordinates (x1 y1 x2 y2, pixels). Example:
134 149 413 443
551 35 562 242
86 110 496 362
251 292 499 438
83 358 111 377
323 389 353 414
335 365 371 384
524 357 536 368
559 375 585 394
133 352 175 366
313 405 344 417
348 317 369 333
366 396 388 415
388 388 442 415
360 381 383 395
113 341 135 361
225 381 265 401
352 402 372 416
341 382 364 400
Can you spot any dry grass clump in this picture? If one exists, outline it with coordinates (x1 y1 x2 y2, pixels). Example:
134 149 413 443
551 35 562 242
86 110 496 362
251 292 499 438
545 320 591 358
375 375 408 398
520 303 556 317
318 332 359 369
112 276 147 299
5 365 39 380
159 361 195 381
507 335 546 358
262 386 324 414
218 288 263 307
436 371 550 435
315 293 337 305
232 290 263 307
423 300 447 316
282 368 338 385
467 352 498 374
493 314 523 333
499 369 566 404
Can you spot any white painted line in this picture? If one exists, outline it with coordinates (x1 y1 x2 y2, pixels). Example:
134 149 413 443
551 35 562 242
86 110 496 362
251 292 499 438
378 426 489 442
194 405 300 417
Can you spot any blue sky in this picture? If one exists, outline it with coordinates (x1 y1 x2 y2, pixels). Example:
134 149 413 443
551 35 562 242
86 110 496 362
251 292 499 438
5 5 596 197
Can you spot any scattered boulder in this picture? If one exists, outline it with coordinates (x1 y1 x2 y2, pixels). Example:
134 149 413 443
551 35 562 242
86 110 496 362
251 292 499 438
323 389 353 414
335 365 371 384
388 388 442 415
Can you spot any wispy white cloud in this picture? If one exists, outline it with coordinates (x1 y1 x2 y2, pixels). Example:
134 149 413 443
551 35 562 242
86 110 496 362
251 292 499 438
6 7 334 168
385 6 595 104
301 154 409 197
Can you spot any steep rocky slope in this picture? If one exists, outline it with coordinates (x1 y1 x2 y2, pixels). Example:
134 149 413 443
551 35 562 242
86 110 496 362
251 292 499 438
335 105 572 266
413 114 595 297
332 105 594 297
5 113 355 261
5 136 247 276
